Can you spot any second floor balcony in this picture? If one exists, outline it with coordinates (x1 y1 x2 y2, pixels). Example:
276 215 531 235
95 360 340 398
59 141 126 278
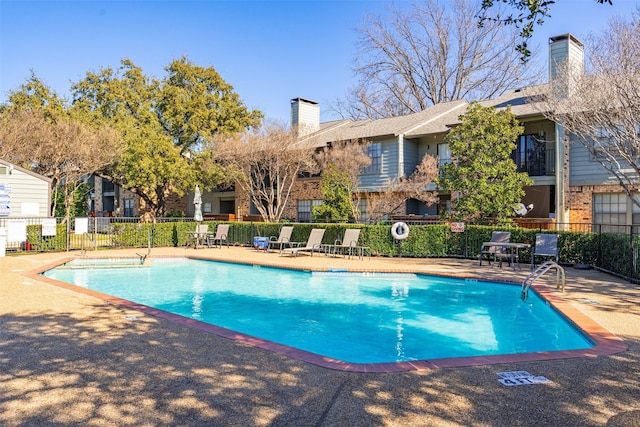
511 135 555 177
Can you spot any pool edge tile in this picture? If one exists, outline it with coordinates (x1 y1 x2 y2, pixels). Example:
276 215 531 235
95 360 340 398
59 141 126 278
26 255 629 373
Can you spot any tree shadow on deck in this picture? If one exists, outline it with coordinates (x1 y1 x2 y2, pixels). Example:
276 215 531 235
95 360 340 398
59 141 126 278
1 295 639 426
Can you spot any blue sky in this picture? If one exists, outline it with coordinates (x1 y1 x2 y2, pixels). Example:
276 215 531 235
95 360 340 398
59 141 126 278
1 0 638 124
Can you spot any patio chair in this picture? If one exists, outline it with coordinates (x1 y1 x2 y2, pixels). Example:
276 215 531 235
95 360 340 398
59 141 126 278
330 229 368 259
207 224 229 248
479 231 511 266
187 224 209 248
267 226 295 253
531 233 559 268
281 228 325 257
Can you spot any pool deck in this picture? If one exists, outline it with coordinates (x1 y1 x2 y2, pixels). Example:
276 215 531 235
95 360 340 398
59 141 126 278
2 246 639 426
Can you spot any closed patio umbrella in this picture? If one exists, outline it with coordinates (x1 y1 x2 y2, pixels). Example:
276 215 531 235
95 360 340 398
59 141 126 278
193 185 203 222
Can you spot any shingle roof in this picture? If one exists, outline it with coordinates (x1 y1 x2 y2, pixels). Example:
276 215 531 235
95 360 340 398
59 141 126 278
478 85 548 119
296 86 549 148
298 100 469 148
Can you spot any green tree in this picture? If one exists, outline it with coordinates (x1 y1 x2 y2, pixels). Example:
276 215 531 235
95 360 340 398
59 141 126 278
0 75 122 217
312 164 354 222
71 58 262 218
313 140 371 223
53 183 92 217
159 58 263 154
438 102 532 222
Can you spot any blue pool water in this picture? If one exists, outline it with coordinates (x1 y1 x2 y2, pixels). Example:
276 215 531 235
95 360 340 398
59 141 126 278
43 258 593 364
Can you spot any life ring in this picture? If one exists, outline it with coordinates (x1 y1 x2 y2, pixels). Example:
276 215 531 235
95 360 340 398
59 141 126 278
391 222 410 240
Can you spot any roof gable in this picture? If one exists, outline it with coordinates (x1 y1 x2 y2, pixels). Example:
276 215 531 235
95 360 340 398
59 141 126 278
0 159 52 183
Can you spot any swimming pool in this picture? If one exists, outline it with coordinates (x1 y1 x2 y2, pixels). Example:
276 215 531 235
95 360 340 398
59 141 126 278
43 258 594 365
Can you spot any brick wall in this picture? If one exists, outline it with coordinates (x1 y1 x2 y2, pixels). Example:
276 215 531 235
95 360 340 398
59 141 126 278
568 184 626 223
93 178 103 213
164 192 188 216
236 191 251 219
282 177 323 220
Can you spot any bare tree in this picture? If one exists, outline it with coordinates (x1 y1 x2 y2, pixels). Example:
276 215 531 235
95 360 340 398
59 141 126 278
335 0 540 120
216 121 318 222
538 13 640 207
478 0 612 61
0 107 122 216
314 140 372 222
314 140 439 223
366 155 439 223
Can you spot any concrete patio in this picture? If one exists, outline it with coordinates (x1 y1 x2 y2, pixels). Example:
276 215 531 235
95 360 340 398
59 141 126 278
1 246 639 426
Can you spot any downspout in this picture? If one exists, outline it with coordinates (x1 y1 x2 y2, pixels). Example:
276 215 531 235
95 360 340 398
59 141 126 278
398 134 405 178
555 123 569 226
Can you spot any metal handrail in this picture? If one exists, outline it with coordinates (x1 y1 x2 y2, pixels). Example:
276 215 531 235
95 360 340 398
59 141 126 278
521 261 565 301
81 232 96 257
136 229 152 264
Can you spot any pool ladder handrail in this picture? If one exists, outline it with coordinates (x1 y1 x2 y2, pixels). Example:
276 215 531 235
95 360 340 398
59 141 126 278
81 232 95 257
136 229 152 264
520 261 565 301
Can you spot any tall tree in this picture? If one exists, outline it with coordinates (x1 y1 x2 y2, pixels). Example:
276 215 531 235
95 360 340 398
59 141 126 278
438 102 532 222
159 57 263 155
366 155 440 224
313 140 372 222
336 0 539 120
538 12 640 207
312 164 354 223
479 0 612 61
71 58 262 217
313 140 438 224
216 121 318 222
0 76 122 217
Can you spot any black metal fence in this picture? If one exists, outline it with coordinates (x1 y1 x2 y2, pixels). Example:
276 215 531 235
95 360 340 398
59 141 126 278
2 216 639 283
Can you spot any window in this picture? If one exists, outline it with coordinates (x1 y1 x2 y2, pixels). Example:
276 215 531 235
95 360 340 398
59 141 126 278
357 198 368 224
102 180 115 193
363 143 381 174
511 134 548 176
297 199 322 222
593 193 626 232
633 199 640 224
220 200 235 214
124 198 134 217
437 143 451 168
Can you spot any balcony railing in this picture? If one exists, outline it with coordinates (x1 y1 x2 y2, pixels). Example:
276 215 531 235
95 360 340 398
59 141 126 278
513 148 555 176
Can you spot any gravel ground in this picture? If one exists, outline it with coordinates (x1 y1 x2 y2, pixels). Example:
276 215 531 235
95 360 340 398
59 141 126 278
1 247 639 426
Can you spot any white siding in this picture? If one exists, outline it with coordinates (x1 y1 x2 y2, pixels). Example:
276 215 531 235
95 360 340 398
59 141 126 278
0 162 51 217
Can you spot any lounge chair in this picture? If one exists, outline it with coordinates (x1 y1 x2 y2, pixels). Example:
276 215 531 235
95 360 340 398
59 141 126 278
329 229 368 259
267 226 294 253
531 233 559 268
479 231 511 266
207 224 229 248
281 228 325 257
187 224 209 248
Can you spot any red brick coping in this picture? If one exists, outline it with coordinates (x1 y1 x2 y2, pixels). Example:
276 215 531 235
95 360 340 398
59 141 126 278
26 256 628 373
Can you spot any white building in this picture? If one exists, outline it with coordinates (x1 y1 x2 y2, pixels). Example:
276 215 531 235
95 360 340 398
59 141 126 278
0 159 52 218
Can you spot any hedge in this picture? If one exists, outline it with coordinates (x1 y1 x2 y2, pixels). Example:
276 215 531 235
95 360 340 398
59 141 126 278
20 220 640 281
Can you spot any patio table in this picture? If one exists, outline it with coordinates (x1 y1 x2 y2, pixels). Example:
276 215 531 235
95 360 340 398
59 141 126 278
480 242 530 270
